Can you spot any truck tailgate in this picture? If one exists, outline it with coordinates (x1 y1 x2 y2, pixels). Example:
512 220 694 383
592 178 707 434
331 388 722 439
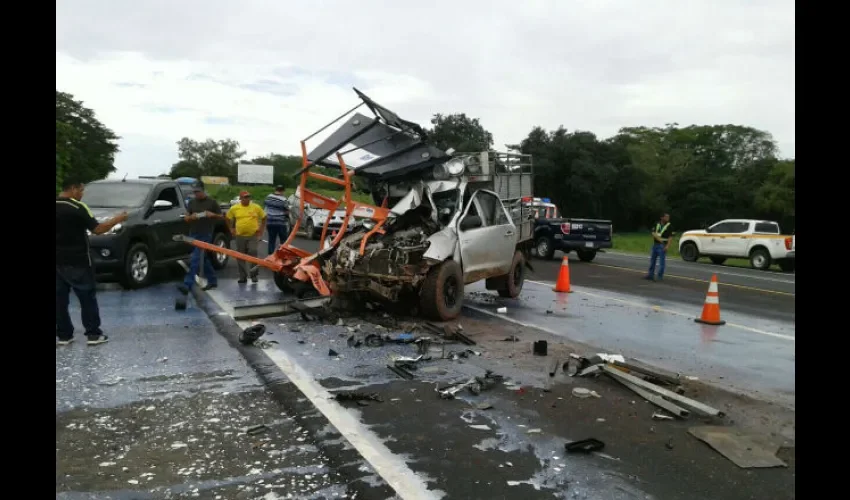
563 219 612 242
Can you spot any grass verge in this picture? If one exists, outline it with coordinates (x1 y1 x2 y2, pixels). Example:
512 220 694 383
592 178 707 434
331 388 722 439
612 232 783 271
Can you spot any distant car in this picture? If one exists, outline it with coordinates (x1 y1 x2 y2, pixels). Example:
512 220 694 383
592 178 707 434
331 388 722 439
287 187 356 240
86 179 231 288
524 197 613 262
678 219 795 272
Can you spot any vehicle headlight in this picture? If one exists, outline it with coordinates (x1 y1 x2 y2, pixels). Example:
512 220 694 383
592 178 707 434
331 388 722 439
432 164 449 180
445 158 465 176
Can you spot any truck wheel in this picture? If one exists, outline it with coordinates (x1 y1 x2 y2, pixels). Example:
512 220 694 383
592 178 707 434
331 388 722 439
420 260 464 321
778 259 795 272
680 242 699 262
709 257 726 265
209 231 230 270
749 247 772 270
304 219 316 240
576 249 597 262
497 251 526 298
120 242 153 289
535 236 555 260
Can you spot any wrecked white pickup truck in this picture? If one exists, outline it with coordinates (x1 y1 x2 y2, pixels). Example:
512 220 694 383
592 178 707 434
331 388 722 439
183 88 535 321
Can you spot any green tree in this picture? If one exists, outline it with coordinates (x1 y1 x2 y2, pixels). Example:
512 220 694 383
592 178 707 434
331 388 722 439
428 113 494 152
56 91 120 188
169 138 246 182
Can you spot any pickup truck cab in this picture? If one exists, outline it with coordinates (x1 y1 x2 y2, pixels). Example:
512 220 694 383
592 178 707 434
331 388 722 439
86 179 231 288
525 197 613 262
678 219 795 272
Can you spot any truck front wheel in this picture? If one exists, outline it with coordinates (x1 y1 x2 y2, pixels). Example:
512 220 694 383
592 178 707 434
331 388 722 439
497 251 526 298
680 242 699 262
420 260 464 321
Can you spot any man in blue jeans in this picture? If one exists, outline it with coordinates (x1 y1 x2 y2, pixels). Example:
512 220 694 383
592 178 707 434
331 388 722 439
178 186 226 295
56 177 129 346
645 213 672 281
263 185 291 256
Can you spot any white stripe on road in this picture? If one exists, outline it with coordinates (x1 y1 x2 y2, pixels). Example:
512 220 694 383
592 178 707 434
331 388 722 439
601 251 796 283
517 279 795 342
205 290 441 500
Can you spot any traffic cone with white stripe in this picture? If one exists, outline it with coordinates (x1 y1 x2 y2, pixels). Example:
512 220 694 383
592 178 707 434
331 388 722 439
553 256 573 293
694 274 725 326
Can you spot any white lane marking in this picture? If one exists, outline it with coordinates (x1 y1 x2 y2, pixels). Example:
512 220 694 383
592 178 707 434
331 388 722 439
600 251 796 282
237 321 443 500
205 288 441 500
513 279 795 342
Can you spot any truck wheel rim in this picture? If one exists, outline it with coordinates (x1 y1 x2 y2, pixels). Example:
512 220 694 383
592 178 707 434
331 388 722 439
754 254 766 267
444 276 458 308
215 237 227 264
131 251 149 281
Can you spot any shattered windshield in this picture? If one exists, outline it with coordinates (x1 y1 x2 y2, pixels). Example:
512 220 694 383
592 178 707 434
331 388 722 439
431 189 460 226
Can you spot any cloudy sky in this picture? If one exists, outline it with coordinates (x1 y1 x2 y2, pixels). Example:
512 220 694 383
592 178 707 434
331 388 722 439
56 0 795 179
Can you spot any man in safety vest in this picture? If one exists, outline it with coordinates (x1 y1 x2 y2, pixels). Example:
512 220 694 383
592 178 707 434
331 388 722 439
645 213 672 281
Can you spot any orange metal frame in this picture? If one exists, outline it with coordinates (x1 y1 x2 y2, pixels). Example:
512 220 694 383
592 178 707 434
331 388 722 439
184 140 394 296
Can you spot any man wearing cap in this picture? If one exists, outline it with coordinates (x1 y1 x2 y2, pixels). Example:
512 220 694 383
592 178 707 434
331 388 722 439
227 191 267 283
263 185 291 256
178 185 224 295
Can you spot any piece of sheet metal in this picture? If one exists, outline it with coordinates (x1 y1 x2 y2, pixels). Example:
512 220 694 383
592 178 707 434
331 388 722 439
602 365 724 417
688 426 788 468
231 297 331 321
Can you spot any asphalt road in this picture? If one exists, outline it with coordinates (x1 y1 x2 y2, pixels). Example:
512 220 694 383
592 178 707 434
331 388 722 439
231 234 794 325
527 251 795 324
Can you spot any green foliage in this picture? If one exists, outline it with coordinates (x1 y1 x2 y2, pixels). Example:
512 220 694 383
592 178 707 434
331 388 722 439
428 113 494 152
517 123 794 232
169 138 246 182
56 91 120 189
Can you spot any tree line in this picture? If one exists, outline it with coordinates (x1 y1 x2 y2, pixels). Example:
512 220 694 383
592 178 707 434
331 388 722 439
56 90 794 232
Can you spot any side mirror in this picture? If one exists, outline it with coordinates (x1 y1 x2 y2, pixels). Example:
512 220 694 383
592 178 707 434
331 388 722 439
153 200 173 211
460 215 483 231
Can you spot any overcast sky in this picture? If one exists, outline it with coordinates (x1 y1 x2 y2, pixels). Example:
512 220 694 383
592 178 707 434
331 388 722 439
56 0 795 179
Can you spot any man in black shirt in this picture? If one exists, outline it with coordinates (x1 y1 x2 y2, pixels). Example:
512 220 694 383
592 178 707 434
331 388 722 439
177 186 226 295
645 213 673 281
56 177 128 345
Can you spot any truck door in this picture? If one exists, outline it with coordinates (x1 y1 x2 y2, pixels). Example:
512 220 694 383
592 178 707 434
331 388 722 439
713 221 751 255
148 185 186 259
457 190 515 284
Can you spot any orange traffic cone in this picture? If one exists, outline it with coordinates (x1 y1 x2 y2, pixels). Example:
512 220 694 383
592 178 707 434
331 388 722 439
694 274 725 326
553 256 573 293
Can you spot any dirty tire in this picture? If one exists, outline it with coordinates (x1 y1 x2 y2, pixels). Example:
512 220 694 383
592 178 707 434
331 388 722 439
209 231 230 270
576 249 597 262
535 236 555 260
778 259 795 272
121 242 153 289
420 260 464 321
498 251 526 298
749 247 771 270
680 242 699 262
709 256 726 265
304 219 316 240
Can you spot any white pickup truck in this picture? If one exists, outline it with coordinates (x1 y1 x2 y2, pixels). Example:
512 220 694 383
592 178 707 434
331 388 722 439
678 219 795 272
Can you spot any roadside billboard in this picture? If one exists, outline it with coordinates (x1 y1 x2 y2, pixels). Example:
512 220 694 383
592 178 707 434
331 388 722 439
201 176 230 186
237 163 274 184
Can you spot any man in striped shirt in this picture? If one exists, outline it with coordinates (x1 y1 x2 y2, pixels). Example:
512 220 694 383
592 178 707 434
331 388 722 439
264 186 291 255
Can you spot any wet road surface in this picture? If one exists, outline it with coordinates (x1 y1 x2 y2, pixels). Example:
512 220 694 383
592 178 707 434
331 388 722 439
197 277 795 500
56 283 364 499
264 236 795 324
464 280 795 409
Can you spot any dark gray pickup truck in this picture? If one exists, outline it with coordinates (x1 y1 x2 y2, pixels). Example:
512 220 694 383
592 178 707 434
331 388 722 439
524 198 613 262
85 178 231 288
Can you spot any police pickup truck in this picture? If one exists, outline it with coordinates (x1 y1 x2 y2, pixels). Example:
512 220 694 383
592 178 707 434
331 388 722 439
525 197 613 262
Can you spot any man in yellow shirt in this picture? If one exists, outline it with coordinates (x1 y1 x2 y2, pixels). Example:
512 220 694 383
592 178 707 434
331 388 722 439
227 191 267 283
